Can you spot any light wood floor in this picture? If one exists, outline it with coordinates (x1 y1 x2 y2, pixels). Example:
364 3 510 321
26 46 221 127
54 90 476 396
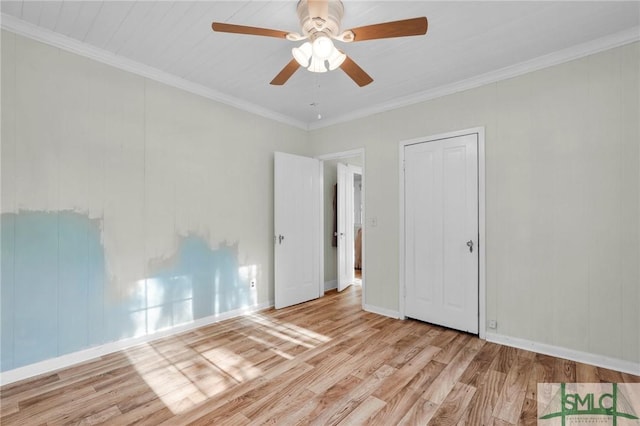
1 286 638 425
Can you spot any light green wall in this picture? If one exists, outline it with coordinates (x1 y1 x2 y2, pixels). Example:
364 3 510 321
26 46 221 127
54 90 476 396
1 31 309 369
309 42 640 365
2 27 638 370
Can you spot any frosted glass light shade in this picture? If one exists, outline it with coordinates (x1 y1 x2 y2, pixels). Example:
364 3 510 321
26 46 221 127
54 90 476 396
312 35 334 60
307 56 328 73
327 48 346 70
292 42 312 67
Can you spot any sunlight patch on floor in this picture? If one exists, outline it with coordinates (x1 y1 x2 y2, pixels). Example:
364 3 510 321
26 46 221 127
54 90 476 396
124 306 333 414
245 313 331 345
246 334 295 360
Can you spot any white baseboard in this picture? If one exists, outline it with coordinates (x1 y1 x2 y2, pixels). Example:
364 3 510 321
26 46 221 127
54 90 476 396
485 332 640 376
363 303 401 320
324 279 337 292
0 301 274 386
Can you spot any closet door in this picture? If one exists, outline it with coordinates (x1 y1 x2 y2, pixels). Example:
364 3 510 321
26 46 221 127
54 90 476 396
404 133 479 333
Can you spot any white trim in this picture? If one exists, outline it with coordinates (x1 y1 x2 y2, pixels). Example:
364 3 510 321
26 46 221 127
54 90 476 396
477 129 486 340
4 13 636 131
0 14 307 131
486 333 640 377
363 304 401 320
309 26 640 130
316 149 365 162
317 159 325 300
398 127 486 339
324 279 337 292
0 300 273 386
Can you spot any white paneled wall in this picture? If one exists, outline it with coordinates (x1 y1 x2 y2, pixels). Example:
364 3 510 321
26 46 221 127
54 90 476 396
309 42 640 367
0 31 309 371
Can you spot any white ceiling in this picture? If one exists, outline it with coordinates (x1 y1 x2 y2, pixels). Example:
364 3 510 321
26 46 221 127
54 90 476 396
2 1 639 129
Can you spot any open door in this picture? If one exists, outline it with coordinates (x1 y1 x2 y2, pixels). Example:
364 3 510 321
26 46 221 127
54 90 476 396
337 163 355 292
274 152 321 309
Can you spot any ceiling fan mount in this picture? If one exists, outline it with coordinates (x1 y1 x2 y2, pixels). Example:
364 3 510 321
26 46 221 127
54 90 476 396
296 0 344 39
211 0 428 87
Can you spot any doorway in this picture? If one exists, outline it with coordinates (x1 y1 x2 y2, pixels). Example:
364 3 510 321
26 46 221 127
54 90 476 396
399 128 486 338
336 162 362 292
319 150 365 308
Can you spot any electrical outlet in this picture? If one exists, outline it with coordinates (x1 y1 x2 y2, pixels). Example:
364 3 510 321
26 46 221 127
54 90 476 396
488 320 497 329
250 279 256 289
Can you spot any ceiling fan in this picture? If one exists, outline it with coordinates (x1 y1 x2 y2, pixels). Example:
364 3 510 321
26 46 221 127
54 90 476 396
211 0 428 87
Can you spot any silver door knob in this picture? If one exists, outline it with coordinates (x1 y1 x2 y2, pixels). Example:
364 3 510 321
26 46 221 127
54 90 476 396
466 240 474 253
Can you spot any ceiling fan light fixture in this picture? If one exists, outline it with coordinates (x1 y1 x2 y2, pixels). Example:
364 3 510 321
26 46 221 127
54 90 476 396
292 42 313 67
327 48 346 70
307 56 328 73
312 34 334 60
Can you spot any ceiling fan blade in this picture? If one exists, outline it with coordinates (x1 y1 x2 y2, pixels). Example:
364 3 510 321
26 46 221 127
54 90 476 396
340 56 373 87
211 22 290 39
270 59 301 85
345 17 428 42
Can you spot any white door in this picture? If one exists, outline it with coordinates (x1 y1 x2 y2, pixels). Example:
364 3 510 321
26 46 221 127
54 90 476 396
337 163 355 291
274 152 321 309
404 134 479 333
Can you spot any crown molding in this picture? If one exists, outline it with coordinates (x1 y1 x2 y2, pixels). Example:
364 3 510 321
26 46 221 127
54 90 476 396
2 13 638 132
0 13 309 131
308 25 640 130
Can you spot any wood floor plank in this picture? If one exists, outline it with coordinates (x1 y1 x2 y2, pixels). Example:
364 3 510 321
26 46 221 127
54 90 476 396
1 285 637 425
493 355 533 424
552 357 576 383
433 333 472 364
349 344 398 381
622 372 640 383
240 354 350 419
309 364 397 426
518 397 538 425
459 341 502 387
176 362 315 425
458 369 506 426
429 381 477 425
597 367 625 383
372 345 441 402
368 383 424 425
279 374 364 425
0 373 60 398
245 389 317 424
336 395 386 425
525 353 554 401
490 345 518 374
576 362 600 382
77 404 121 425
397 397 439 425
421 337 485 404
407 360 447 391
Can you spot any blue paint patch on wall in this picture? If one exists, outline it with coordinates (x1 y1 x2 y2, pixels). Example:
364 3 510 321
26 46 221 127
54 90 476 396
143 235 250 333
1 211 106 371
1 212 249 372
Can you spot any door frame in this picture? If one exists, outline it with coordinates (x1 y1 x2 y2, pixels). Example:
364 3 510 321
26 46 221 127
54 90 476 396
338 163 362 292
398 128 486 339
317 148 366 310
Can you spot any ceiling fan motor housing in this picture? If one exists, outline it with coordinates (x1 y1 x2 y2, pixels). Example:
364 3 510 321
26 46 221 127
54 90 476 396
297 0 345 40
